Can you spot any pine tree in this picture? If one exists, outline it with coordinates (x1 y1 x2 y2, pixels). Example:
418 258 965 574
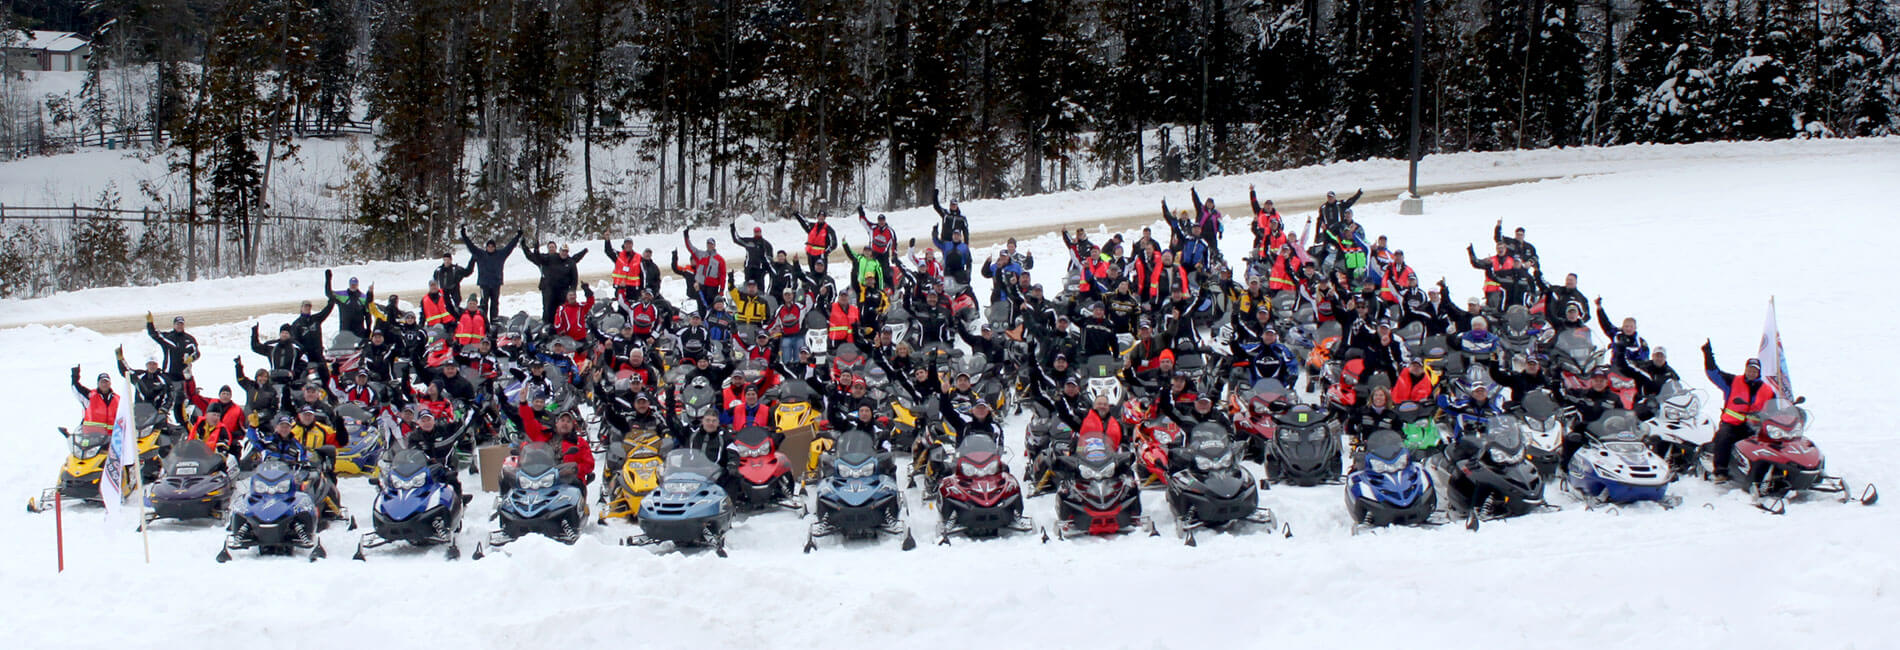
1821 0 1899 136
1327 0 1414 160
1614 0 1715 144
1716 0 1802 140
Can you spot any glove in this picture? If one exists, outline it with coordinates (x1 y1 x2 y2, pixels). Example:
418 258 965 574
146 312 154 324
1701 340 1712 354
71 366 80 381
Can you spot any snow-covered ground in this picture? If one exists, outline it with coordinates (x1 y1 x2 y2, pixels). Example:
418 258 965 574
2 140 1897 648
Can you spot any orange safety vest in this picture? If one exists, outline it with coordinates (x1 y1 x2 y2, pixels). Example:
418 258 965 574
82 389 120 429
1482 255 1518 294
611 250 643 287
422 292 452 326
454 311 487 344
805 224 833 257
1720 375 1774 425
1268 255 1297 291
828 303 859 342
730 402 773 430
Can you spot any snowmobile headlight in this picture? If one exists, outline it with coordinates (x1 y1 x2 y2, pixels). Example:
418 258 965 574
255 477 293 495
962 460 1001 477
1194 451 1234 471
520 469 558 490
663 479 699 494
1487 446 1517 465
838 460 876 479
1078 462 1112 481
72 438 105 459
1369 453 1409 474
735 443 770 459
389 470 428 491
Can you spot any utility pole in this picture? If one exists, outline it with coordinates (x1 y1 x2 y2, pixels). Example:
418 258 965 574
1401 0 1426 215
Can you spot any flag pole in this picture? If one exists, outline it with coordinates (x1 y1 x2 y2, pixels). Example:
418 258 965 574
135 463 150 564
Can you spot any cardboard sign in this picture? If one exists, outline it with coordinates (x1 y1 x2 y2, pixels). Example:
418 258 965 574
477 444 511 493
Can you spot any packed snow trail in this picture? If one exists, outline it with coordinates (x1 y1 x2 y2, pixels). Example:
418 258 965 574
10 177 1557 334
2 143 1898 649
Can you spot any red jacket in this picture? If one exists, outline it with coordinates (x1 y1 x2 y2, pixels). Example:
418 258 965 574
518 403 595 478
1392 369 1434 403
553 297 594 341
1720 374 1774 426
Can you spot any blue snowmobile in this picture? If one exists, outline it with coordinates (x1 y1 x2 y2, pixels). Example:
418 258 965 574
1344 430 1442 531
628 448 733 556
353 448 467 560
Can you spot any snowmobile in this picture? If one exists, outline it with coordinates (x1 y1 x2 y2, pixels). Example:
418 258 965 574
806 429 914 551
1516 389 1569 477
1395 400 1447 459
629 448 733 554
600 427 669 522
1166 424 1275 544
1396 321 1428 358
1430 416 1555 529
770 380 823 435
1022 406 1070 495
674 377 722 428
1133 415 1184 488
1266 403 1342 486
1563 410 1678 508
354 448 466 560
1698 399 1876 510
1549 328 1605 384
1052 428 1149 538
31 401 178 512
487 443 589 547
802 310 832 364
936 433 1032 543
1173 350 1217 394
1345 430 1441 530
333 403 392 478
143 438 235 524
728 426 801 511
1230 379 1294 463
1495 305 1548 361
1642 380 1711 475
217 456 344 562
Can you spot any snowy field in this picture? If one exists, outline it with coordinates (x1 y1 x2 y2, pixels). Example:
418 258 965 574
3 141 1899 648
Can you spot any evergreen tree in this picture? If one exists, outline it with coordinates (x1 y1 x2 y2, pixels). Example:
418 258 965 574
1326 0 1414 160
1821 0 1899 136
1614 0 1715 144
1716 0 1801 140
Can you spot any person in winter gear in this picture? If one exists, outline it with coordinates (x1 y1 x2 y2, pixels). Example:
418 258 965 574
404 410 462 492
680 229 729 310
1619 346 1679 405
524 241 577 323
453 295 488 347
462 228 523 324
144 314 200 382
292 284 337 382
433 253 474 313
858 207 898 285
325 272 377 339
933 190 970 243
604 238 646 302
552 284 595 342
790 212 838 266
1494 219 1539 264
1559 368 1624 464
1497 353 1556 405
730 224 775 289
1392 358 1435 404
1318 189 1363 235
234 361 282 421
1594 297 1650 367
71 366 121 431
1703 342 1774 479
1467 242 1526 311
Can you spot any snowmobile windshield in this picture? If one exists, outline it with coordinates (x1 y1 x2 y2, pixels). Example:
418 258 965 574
1482 418 1527 464
1757 401 1808 440
517 443 562 475
69 430 109 459
1365 430 1406 459
1503 306 1531 334
1251 379 1291 403
1587 411 1641 441
735 426 773 448
834 430 879 461
958 434 1000 457
1555 328 1593 360
775 381 818 404
1522 390 1559 420
663 449 720 478
1395 400 1433 422
1085 355 1120 378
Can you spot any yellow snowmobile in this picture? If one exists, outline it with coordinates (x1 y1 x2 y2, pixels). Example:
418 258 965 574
29 415 165 512
769 380 826 481
599 427 668 522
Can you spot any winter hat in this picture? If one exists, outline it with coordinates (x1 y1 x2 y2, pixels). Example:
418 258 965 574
1746 358 1762 370
1652 347 1667 358
1158 350 1176 365
173 316 185 325
96 373 111 382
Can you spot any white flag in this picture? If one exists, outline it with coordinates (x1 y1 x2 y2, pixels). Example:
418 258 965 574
99 392 137 520
1757 297 1793 398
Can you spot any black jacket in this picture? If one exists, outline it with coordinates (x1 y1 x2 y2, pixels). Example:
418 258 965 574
461 229 522 288
145 323 199 379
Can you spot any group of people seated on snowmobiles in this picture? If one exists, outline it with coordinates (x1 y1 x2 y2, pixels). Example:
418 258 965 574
69 182 1788 513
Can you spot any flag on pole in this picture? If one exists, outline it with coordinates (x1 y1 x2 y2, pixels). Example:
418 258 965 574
1757 297 1793 398
99 391 137 520
1293 219 1314 266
